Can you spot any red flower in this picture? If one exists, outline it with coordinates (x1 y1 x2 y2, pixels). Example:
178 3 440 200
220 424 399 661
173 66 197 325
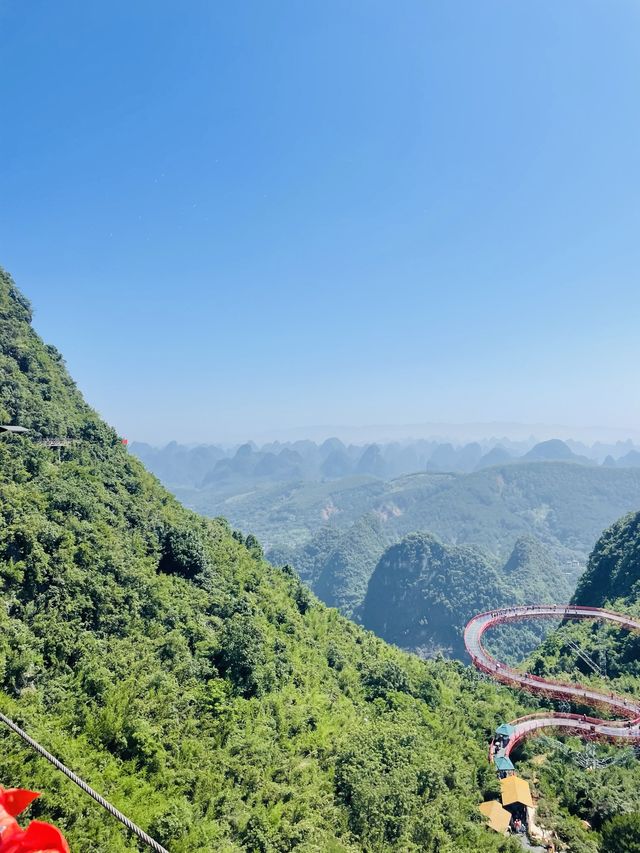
0 789 70 853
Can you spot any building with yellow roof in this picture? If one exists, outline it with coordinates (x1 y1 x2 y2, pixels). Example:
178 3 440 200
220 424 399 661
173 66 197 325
479 800 512 834
500 775 534 808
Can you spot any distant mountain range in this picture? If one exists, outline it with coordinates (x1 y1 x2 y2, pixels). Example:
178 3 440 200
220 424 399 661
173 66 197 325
132 436 640 489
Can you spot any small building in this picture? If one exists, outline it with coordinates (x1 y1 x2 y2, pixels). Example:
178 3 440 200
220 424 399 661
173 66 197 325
500 774 534 830
0 425 29 435
479 800 512 834
495 723 515 741
500 775 534 809
494 755 515 778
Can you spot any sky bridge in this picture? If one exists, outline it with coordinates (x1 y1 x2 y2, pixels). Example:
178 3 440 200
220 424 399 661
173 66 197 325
469 604 640 845
465 604 640 755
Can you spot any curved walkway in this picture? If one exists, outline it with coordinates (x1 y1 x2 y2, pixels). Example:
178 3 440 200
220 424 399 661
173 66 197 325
464 605 640 756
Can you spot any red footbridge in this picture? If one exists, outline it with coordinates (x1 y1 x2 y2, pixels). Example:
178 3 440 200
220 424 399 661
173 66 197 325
464 605 640 758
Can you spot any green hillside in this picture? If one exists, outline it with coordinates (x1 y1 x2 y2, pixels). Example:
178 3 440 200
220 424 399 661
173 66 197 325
362 534 506 658
0 267 530 851
511 511 640 851
271 516 388 620
391 464 640 568
313 515 388 618
572 511 640 608
179 462 640 635
361 533 571 659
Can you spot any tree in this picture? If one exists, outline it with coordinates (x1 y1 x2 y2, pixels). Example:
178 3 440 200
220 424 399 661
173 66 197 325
601 813 640 853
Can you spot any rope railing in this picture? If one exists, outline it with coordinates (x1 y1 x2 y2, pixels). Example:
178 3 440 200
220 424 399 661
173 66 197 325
0 710 169 853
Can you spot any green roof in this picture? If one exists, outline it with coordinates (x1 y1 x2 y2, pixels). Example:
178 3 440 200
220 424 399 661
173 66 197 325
494 756 515 771
495 723 516 737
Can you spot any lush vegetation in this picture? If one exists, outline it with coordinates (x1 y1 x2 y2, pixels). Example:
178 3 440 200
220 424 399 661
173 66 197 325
507 510 640 852
0 267 536 850
173 456 640 643
171 453 640 574
600 813 640 852
360 532 570 659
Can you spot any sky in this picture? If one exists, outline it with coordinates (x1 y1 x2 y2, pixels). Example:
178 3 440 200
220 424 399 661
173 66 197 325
1 1 639 444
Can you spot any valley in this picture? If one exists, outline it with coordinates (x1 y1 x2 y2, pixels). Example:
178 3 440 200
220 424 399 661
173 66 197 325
136 444 640 661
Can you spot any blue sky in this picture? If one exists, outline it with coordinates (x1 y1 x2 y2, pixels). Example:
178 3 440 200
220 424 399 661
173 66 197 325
1 1 639 443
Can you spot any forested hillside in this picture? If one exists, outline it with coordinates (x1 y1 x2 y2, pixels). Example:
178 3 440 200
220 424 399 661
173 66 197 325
0 268 529 851
179 464 640 573
361 533 571 659
270 516 388 619
362 534 505 658
572 511 640 608
510 510 640 852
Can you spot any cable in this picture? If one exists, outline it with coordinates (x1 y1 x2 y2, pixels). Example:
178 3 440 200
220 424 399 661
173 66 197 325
0 710 169 853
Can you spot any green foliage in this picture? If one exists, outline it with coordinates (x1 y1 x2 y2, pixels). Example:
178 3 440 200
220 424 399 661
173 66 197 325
361 659 411 700
0 267 529 850
159 522 211 578
215 614 269 697
601 813 640 852
573 510 640 607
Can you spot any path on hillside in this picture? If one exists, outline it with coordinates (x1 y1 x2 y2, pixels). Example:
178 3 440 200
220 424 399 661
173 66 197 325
464 605 640 755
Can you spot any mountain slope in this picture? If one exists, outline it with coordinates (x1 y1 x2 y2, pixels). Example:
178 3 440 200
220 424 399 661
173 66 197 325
362 533 508 658
502 534 572 604
572 511 640 607
0 268 524 851
362 533 570 660
313 515 388 617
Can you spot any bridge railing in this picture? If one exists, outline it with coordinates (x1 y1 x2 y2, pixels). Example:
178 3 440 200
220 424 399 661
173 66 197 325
464 606 640 718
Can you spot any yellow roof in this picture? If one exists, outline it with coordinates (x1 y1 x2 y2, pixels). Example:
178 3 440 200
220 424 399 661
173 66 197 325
500 775 534 808
479 800 511 834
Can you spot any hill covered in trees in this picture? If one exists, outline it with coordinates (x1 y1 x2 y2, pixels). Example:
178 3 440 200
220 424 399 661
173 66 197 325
507 510 640 852
269 515 389 619
572 511 640 608
361 533 571 659
0 269 535 850
179 460 640 583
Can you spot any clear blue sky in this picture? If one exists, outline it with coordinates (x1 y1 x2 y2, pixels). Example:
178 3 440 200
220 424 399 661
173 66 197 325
1 1 639 444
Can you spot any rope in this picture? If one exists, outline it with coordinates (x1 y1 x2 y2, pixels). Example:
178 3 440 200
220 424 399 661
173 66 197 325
0 710 170 853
